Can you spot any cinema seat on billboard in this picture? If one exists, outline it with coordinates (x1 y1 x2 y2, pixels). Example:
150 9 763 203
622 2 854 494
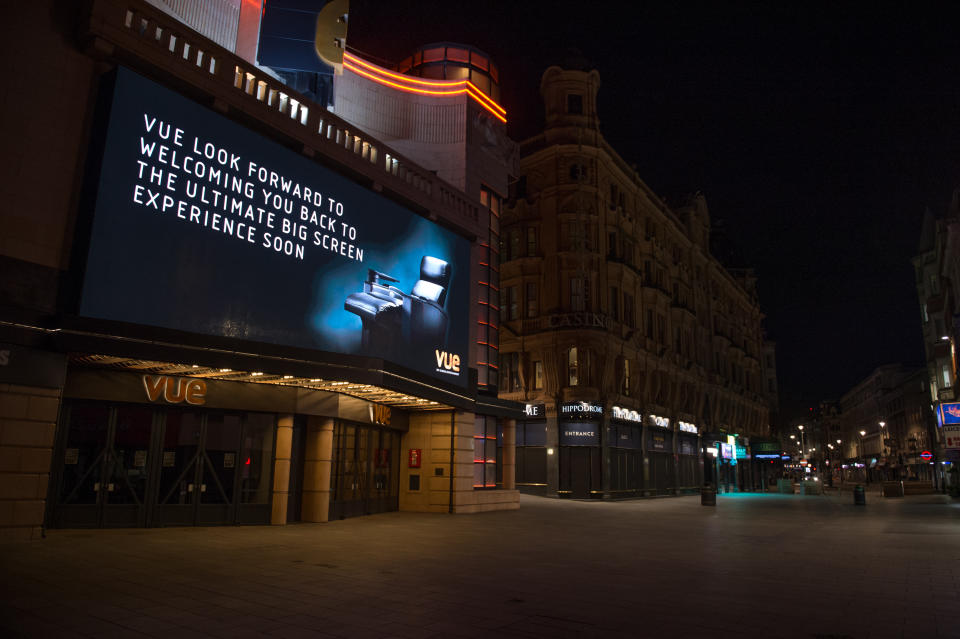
344 256 451 356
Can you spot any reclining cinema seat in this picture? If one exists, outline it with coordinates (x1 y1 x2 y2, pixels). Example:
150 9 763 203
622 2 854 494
344 270 404 349
409 256 451 345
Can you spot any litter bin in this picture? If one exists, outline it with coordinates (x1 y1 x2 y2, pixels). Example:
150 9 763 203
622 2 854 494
701 484 716 506
853 484 866 506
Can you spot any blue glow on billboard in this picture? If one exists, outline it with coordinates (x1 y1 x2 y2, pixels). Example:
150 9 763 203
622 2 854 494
80 67 470 386
938 403 960 427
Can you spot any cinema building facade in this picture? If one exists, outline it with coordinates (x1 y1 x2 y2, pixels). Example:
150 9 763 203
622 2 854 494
499 63 774 498
0 0 522 541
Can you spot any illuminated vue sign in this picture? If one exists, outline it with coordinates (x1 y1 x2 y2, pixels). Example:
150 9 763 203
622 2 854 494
79 68 470 386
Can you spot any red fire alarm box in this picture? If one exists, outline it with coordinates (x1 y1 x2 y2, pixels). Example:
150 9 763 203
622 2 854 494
408 449 422 468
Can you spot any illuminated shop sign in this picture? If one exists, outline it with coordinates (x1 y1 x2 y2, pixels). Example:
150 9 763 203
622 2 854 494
735 444 749 459
677 420 697 434
720 443 734 459
524 403 546 418
611 406 642 423
647 431 670 452
559 423 598 446
80 68 470 387
754 453 781 460
937 403 960 427
560 401 603 417
944 425 960 449
647 414 670 428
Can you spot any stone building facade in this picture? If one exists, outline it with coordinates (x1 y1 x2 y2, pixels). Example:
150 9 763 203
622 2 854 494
913 198 960 490
837 365 934 483
499 63 772 498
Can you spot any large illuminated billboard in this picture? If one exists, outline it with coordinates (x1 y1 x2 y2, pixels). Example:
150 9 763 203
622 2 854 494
79 68 470 387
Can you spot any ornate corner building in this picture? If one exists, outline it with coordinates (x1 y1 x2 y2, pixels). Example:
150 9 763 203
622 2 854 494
498 63 774 498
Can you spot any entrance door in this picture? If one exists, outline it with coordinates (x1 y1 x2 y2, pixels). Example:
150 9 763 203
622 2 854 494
559 447 601 498
330 423 400 519
52 403 155 528
154 410 241 526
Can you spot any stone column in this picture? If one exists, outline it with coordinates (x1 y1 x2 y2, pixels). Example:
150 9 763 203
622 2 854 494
302 417 334 523
501 418 516 490
270 415 294 525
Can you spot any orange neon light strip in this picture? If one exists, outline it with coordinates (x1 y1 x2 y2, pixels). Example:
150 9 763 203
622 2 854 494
343 52 507 123
345 52 506 117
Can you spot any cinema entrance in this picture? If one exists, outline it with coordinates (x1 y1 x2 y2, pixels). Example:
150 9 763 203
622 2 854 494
49 400 275 528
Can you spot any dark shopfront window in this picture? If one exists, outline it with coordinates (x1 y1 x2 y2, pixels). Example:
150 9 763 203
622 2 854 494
609 422 643 493
505 420 547 488
677 434 701 490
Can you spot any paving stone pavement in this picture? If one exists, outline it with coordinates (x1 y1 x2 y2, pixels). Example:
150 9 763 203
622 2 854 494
1 492 959 638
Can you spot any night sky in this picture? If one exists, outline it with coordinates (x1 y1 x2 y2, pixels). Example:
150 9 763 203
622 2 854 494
348 1 960 420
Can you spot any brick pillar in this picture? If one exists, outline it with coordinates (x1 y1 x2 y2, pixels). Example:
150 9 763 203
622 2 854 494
0 384 60 542
271 415 294 525
302 417 334 523
501 418 516 490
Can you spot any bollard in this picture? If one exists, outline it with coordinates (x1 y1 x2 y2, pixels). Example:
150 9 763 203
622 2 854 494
853 484 866 506
701 484 716 506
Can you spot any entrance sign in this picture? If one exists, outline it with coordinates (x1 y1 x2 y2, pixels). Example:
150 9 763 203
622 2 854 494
80 68 470 387
920 450 933 461
559 424 599 446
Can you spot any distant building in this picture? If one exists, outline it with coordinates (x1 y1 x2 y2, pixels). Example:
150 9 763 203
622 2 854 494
499 62 772 499
913 197 960 490
837 365 933 483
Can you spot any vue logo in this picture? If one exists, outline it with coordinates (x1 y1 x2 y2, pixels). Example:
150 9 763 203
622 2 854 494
434 349 461 375
142 375 207 405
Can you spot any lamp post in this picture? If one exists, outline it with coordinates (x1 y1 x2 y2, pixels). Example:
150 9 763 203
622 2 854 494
859 429 867 484
878 421 886 481
836 439 842 483
798 425 806 460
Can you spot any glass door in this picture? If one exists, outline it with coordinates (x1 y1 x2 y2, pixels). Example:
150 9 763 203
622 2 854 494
102 406 155 527
53 403 111 527
155 409 203 526
197 413 241 525
153 410 244 526
52 403 155 528
330 423 400 519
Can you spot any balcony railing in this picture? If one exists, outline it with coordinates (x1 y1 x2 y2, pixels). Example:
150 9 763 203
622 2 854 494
83 0 481 234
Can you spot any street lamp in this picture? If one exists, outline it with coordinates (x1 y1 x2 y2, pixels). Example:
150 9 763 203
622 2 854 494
859 429 867 484
798 425 806 460
879 421 887 480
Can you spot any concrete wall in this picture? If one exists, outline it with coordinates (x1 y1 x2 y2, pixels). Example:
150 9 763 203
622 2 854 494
399 411 518 513
1 2 97 273
0 384 61 541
